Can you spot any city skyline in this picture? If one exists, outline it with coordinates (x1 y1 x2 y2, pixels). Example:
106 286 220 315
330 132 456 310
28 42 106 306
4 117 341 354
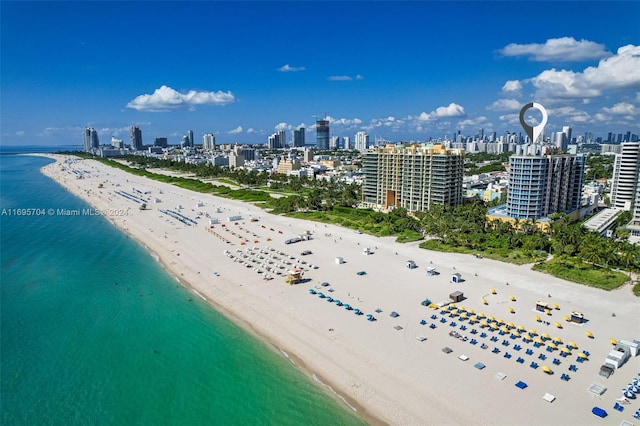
2 1 639 147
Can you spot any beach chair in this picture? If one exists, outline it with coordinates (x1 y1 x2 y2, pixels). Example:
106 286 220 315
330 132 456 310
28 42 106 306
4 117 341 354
530 362 537 369
420 319 427 325
471 329 478 334
429 323 436 329
569 364 577 372
576 356 584 363
613 402 624 412
491 336 498 342
492 347 500 354
552 358 560 365
431 314 437 320
480 332 487 338
460 325 467 331
481 343 488 349
504 352 512 359
440 318 446 323
517 357 524 364
538 354 547 360
449 322 457 327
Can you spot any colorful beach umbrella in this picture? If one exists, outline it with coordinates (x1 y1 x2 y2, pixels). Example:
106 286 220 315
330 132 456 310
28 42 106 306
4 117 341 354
554 322 563 329
563 315 571 322
507 307 515 313
541 365 552 373
481 298 488 305
517 325 526 331
561 347 571 354
585 330 594 338
506 322 515 329
490 288 496 294
534 315 541 322
529 329 537 335
552 303 559 310
610 338 618 345
509 295 516 301
568 341 578 349
552 336 562 344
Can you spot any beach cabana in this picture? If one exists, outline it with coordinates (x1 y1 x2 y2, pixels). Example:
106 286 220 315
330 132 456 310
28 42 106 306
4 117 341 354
451 273 463 284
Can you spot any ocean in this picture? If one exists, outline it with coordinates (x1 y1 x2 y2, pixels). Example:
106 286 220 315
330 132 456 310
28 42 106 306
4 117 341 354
0 150 366 426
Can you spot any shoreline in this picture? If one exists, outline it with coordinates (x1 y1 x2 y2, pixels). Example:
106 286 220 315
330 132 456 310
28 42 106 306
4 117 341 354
37 154 640 426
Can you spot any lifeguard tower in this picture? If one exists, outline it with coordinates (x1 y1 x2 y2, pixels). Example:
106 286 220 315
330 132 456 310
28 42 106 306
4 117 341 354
285 268 303 285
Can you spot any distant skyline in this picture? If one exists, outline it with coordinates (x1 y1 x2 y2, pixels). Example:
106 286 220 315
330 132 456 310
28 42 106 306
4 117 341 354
2 1 639 146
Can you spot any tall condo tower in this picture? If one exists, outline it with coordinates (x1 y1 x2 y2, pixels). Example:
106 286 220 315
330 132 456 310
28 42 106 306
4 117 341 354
506 154 585 219
355 131 369 152
610 142 640 210
362 144 464 212
202 133 216 151
315 118 330 150
83 127 99 152
293 127 305 147
130 126 143 150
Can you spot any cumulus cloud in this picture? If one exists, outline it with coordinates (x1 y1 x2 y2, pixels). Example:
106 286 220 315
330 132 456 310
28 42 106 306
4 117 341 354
127 85 235 111
499 37 611 62
502 80 522 94
457 116 491 130
417 103 466 121
329 117 363 127
487 98 522 111
522 44 640 101
602 102 637 115
275 122 291 131
246 128 255 134
228 126 243 135
278 64 305 72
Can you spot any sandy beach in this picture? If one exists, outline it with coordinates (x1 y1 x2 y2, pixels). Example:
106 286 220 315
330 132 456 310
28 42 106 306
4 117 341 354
40 154 640 425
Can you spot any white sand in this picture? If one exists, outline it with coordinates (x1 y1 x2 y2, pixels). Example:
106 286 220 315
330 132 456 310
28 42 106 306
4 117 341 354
40 155 640 425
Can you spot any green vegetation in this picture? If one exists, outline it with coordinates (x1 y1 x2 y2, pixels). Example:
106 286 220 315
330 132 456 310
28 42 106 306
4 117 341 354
532 257 629 291
585 153 615 180
633 282 640 297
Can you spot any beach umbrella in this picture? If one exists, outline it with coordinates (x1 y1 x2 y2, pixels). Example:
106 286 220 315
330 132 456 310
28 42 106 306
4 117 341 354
488 315 495 322
501 326 510 333
496 318 504 325
534 337 545 345
552 303 559 310
460 313 468 319
529 329 537 335
563 315 571 322
517 325 526 331
585 330 594 338
507 307 515 313
578 352 588 359
509 295 516 301
552 336 562 344
459 306 466 312
477 312 485 318
568 341 578 349
544 308 551 316
541 332 551 339
547 342 557 350
534 315 542 322
541 366 552 374
512 331 521 338
561 347 571 354
480 320 489 327
490 323 499 330
467 309 474 315
610 338 618 345
522 335 531 342
506 322 515 329
554 322 563 329
450 304 457 309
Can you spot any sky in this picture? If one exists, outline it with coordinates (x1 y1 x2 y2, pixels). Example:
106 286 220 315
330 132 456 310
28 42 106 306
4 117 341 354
1 1 639 147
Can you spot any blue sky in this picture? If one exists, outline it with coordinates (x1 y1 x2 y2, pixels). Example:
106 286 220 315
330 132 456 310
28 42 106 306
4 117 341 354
2 1 639 146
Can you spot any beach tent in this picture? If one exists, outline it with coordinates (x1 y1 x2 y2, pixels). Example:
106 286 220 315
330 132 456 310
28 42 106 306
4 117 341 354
515 381 528 389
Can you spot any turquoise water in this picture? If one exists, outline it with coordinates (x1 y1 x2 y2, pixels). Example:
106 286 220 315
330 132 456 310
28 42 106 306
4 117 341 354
1 154 366 426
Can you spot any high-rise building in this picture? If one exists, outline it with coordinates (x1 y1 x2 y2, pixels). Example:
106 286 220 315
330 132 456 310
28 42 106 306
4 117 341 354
355 131 369 153
187 130 194 147
130 126 143 150
267 132 285 149
343 136 350 150
562 126 572 146
293 127 305 147
278 130 287 148
610 142 640 211
329 136 340 150
315 119 330 150
202 133 216 150
506 154 585 219
626 176 640 244
153 137 168 148
83 127 99 152
362 144 464 212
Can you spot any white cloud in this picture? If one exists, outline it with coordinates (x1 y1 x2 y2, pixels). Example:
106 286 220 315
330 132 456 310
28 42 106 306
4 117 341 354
528 44 640 100
278 64 305 72
275 122 291 131
15 130 25 137
602 102 637 115
417 103 466 121
329 117 363 127
127 85 235 111
499 37 611 62
228 126 243 135
355 74 364 80
246 128 255 134
487 98 522 111
502 80 522 94
328 75 353 81
457 116 491 130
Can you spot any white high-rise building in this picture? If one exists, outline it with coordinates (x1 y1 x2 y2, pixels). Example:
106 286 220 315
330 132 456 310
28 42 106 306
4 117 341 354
202 133 216 151
355 131 369 152
83 127 99 152
611 142 640 211
343 136 350 150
